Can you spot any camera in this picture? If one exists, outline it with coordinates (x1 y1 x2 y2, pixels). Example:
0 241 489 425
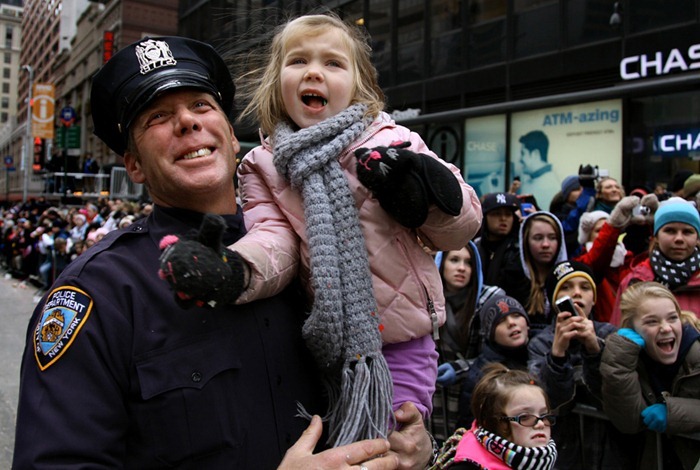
555 296 577 316
632 205 650 217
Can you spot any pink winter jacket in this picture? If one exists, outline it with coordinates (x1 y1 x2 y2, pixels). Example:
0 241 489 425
232 112 482 344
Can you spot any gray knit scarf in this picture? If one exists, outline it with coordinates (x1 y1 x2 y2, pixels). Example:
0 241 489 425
272 103 394 447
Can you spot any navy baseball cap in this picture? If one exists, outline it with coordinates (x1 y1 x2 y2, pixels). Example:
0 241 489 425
481 192 520 215
91 36 234 156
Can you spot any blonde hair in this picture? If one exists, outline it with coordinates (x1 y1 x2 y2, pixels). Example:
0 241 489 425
523 213 561 316
471 363 549 440
237 13 385 137
619 281 700 330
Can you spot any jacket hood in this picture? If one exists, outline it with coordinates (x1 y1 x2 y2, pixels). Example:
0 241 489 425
435 240 484 309
518 210 568 280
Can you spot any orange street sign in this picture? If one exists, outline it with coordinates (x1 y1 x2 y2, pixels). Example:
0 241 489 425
32 83 55 139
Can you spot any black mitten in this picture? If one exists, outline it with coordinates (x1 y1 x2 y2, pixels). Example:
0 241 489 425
578 164 598 188
158 214 246 309
355 141 463 228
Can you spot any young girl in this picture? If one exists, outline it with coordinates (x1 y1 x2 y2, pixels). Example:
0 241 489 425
431 363 558 469
162 13 481 447
518 211 568 334
612 198 700 324
432 242 504 441
601 281 700 469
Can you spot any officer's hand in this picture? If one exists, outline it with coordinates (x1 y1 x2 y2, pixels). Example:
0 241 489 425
436 363 457 386
387 402 434 470
278 415 397 470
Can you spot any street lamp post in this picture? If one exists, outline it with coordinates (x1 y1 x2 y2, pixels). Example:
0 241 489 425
21 64 33 203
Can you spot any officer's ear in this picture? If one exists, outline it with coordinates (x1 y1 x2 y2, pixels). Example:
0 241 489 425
124 150 146 184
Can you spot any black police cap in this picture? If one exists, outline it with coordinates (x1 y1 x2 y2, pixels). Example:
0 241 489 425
91 36 234 156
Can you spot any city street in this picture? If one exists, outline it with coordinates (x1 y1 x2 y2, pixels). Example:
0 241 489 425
0 272 43 468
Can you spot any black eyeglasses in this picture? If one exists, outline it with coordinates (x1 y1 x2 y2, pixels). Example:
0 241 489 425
499 413 556 427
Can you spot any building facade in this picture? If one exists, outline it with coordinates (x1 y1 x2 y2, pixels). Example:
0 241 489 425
180 0 700 208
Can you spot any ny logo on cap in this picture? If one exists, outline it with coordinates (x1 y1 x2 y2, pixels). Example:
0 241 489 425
135 39 177 75
496 193 506 204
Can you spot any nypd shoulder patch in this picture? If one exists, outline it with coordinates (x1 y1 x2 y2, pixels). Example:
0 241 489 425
33 286 93 371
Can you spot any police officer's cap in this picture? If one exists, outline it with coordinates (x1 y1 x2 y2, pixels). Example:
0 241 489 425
91 36 234 156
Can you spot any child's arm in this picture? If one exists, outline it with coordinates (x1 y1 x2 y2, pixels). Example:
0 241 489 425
382 334 437 419
402 131 482 252
599 332 648 433
355 137 481 252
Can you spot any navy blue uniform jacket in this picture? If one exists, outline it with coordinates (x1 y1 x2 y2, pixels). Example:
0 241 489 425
13 206 321 469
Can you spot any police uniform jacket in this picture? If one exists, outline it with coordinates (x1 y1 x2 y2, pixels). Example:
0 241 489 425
13 205 321 469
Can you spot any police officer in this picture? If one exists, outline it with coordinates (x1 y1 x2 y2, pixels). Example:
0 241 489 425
12 37 416 469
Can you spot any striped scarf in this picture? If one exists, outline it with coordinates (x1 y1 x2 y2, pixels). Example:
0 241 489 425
473 426 558 470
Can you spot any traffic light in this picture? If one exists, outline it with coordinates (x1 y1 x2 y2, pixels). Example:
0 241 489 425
33 137 44 172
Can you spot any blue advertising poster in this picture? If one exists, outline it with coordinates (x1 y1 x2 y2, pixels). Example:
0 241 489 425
463 115 507 198
510 99 623 210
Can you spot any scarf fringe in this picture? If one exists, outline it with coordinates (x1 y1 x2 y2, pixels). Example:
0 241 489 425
297 354 395 447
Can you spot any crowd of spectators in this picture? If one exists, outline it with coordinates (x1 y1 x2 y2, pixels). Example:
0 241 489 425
432 167 700 469
1 196 152 294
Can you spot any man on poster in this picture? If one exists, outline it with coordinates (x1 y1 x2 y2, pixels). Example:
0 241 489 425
517 130 561 210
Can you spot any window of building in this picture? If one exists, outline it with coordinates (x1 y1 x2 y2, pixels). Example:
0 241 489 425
1 97 8 109
629 0 696 33
565 0 618 46
2 82 8 93
367 1 392 87
2 68 9 79
0 112 7 123
513 0 559 58
431 0 463 75
466 0 507 66
397 2 425 84
3 52 10 64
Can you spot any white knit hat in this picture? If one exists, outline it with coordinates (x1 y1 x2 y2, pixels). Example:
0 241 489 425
578 210 610 245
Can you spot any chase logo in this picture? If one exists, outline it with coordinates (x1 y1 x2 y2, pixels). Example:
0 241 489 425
33 286 93 371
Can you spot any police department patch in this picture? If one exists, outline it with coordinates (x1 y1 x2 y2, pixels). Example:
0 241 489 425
34 286 93 370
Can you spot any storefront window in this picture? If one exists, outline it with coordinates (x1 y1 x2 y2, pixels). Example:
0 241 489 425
464 115 507 197
626 91 700 190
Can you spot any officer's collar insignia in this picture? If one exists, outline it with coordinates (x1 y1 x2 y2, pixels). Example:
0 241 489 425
135 39 177 75
33 286 93 371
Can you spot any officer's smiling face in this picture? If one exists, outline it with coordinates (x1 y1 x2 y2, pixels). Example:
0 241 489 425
124 89 240 212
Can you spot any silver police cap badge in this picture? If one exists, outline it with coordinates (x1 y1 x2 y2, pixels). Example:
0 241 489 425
135 39 177 75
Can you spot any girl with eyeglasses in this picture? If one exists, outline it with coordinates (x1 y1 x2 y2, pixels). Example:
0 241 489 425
430 363 557 469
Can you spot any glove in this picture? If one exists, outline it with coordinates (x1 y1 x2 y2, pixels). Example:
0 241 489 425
641 403 667 433
617 328 645 348
578 164 598 188
437 362 457 386
158 214 247 309
608 195 640 229
634 193 660 225
355 141 463 228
